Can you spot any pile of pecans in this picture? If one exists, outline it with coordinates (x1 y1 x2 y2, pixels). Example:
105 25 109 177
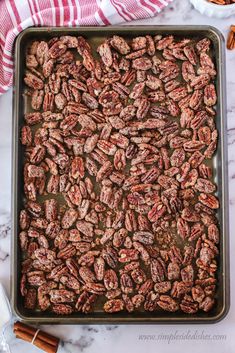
208 0 235 4
20 33 219 316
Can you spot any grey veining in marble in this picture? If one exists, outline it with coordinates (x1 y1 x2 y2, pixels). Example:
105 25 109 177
0 0 235 352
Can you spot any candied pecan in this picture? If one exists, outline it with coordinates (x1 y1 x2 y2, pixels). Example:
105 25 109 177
196 38 211 53
157 295 179 312
61 208 78 229
183 140 205 152
184 46 197 65
167 262 180 281
131 36 146 50
131 294 144 308
44 199 58 222
119 249 139 263
192 285 205 303
19 210 30 230
104 269 118 290
31 217 48 229
101 246 118 269
150 258 166 283
182 207 200 222
132 57 152 71
52 304 74 315
54 229 68 250
19 231 28 251
199 193 219 209
198 126 211 145
131 267 146 284
97 140 117 156
171 281 191 298
49 289 75 303
156 36 174 50
182 61 195 83
199 296 215 312
208 224 219 244
177 218 190 240
35 41 49 65
24 288 37 309
103 299 124 313
57 244 76 259
97 42 113 67
199 246 215 266
110 36 130 54
21 126 33 146
24 72 44 89
154 281 171 294
180 295 198 314
25 112 42 126
26 54 38 69
191 74 210 90
144 291 159 311
133 231 154 245
204 84 217 106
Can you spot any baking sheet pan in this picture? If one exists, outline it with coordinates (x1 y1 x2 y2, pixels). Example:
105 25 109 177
12 26 229 324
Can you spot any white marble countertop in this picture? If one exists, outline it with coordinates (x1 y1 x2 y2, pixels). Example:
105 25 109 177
0 0 235 352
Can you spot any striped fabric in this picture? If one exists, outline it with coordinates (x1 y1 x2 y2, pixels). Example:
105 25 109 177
0 0 173 94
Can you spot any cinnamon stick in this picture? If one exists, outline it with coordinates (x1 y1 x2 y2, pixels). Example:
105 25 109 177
227 30 235 49
230 25 235 33
15 331 34 343
36 331 60 347
13 321 60 353
14 321 36 336
34 331 59 353
34 338 59 353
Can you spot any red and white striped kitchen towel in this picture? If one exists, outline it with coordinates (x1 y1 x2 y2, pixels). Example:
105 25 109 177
0 0 173 94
